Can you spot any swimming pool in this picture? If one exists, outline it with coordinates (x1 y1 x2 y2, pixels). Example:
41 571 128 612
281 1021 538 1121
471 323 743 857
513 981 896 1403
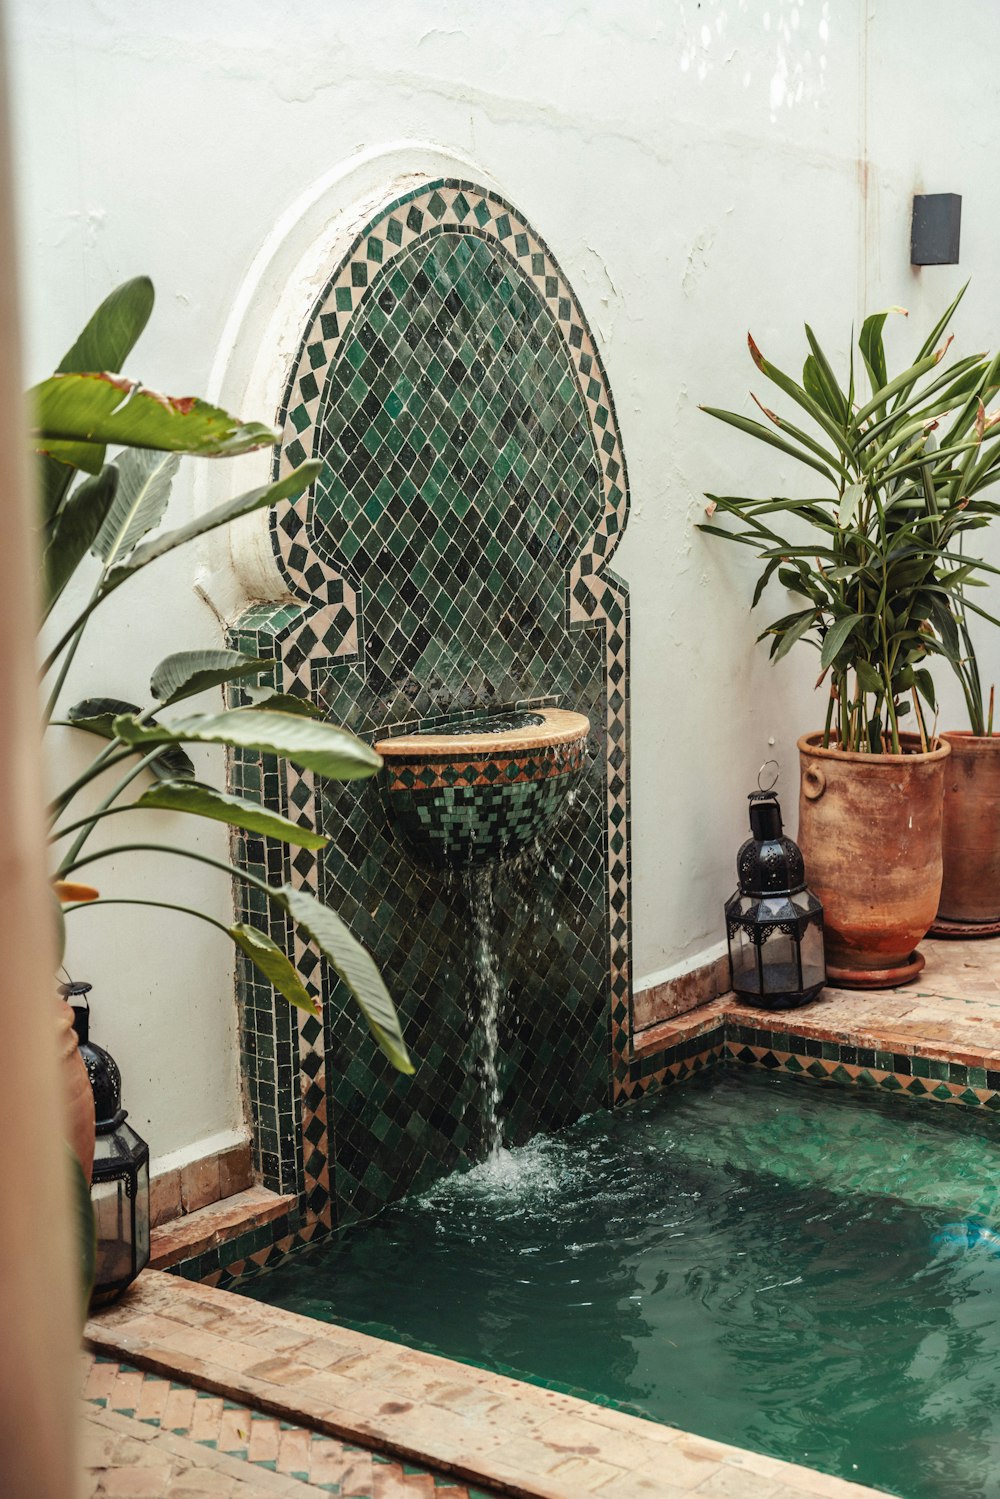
242 1071 1000 1498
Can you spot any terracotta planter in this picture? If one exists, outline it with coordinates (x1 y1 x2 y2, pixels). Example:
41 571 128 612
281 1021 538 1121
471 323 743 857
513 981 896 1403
57 997 95 1183
796 732 950 988
936 732 1000 928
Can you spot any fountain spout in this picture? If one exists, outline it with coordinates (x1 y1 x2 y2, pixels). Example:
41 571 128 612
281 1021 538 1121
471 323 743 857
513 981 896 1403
375 707 590 868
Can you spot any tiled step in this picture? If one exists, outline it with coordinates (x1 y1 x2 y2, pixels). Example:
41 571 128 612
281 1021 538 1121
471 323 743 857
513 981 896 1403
149 1186 294 1269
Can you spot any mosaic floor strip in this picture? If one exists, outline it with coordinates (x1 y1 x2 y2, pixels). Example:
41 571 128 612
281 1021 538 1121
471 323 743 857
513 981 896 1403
82 1352 495 1497
86 1272 885 1499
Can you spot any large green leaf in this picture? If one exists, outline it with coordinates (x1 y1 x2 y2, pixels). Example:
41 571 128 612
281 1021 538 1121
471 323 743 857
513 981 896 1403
39 277 157 521
150 650 269 707
31 372 279 472
803 325 848 424
67 698 196 780
242 686 325 718
821 612 865 669
771 608 818 661
699 406 837 483
43 465 118 610
94 448 179 564
230 923 320 1017
104 463 321 588
136 779 328 848
859 307 902 397
57 277 155 377
280 883 412 1073
113 707 382 780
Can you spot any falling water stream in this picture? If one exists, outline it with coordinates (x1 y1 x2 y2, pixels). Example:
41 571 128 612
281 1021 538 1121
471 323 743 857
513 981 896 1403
465 863 504 1160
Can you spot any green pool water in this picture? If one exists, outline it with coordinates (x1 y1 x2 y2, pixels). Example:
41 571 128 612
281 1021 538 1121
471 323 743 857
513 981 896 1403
242 1072 1000 1499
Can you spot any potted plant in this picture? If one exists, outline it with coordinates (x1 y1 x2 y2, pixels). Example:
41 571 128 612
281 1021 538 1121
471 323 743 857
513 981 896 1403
700 287 1000 986
37 278 414 1181
933 592 1000 934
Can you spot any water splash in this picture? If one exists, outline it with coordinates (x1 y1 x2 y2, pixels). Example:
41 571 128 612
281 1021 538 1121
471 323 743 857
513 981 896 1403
465 863 505 1160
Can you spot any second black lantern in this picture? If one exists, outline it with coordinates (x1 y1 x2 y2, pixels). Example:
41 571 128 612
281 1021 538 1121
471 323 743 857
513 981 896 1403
725 788 826 1010
64 982 150 1306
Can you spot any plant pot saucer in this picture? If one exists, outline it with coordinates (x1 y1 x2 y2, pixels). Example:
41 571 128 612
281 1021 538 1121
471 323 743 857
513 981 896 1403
826 950 925 989
928 915 1000 940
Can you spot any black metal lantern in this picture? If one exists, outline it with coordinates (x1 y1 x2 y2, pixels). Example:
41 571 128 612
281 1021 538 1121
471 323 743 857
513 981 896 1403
63 982 150 1305
724 781 826 1010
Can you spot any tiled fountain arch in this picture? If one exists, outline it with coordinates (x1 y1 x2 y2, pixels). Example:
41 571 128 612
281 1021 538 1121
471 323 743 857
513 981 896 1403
230 178 633 1249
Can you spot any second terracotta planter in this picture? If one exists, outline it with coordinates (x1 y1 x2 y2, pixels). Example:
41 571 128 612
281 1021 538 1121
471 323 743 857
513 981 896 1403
937 732 1000 927
796 732 950 988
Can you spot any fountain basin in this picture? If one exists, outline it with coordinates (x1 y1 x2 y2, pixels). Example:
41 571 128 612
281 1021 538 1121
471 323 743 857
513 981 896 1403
374 707 590 867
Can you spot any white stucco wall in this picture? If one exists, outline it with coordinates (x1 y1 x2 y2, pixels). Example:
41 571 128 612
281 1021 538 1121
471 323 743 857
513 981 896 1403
10 0 1000 1163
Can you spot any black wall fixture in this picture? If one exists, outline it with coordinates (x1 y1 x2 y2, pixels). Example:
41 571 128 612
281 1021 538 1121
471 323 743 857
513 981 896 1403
911 193 962 265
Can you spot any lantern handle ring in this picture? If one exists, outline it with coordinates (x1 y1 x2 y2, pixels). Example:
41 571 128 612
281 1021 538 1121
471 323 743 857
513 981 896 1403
757 759 779 793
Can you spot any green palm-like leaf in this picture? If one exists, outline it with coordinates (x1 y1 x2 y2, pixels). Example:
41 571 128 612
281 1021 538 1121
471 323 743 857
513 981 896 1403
242 686 324 718
39 277 156 522
821 612 865 669
57 277 155 378
67 698 196 780
280 883 412 1073
43 465 118 610
112 708 381 781
150 650 269 707
230 924 319 1017
32 372 279 473
104 463 321 589
94 448 179 564
136 779 328 848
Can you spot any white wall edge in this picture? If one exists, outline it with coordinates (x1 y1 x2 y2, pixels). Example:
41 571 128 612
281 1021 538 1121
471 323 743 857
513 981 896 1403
194 139 503 625
150 1126 249 1181
634 939 729 996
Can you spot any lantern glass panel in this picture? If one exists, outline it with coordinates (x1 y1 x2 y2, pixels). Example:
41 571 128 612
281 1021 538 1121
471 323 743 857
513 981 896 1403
799 917 825 992
91 1120 150 1301
730 922 762 994
758 925 800 996
92 1173 136 1289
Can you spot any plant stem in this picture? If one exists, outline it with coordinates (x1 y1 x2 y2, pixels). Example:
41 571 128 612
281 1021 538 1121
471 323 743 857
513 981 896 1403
62 840 277 905
41 587 107 679
912 689 928 753
62 896 231 936
47 744 136 823
822 688 835 749
54 747 168 876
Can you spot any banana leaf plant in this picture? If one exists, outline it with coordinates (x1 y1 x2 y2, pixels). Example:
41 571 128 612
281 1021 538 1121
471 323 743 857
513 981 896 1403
40 277 411 1074
699 284 1000 754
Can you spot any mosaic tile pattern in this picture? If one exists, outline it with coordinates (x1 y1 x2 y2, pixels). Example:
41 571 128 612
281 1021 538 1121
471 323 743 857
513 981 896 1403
724 1024 1000 1108
230 178 631 1235
82 1353 496 1496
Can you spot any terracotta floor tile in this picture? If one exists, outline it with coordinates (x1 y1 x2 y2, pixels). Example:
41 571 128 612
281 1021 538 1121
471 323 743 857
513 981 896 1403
136 1376 172 1426
189 1396 226 1446
161 1386 198 1435
99 1464 174 1496
246 1415 281 1465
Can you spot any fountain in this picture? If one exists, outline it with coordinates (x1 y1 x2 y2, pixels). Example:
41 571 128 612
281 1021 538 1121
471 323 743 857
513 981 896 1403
375 705 591 1156
228 177 632 1245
